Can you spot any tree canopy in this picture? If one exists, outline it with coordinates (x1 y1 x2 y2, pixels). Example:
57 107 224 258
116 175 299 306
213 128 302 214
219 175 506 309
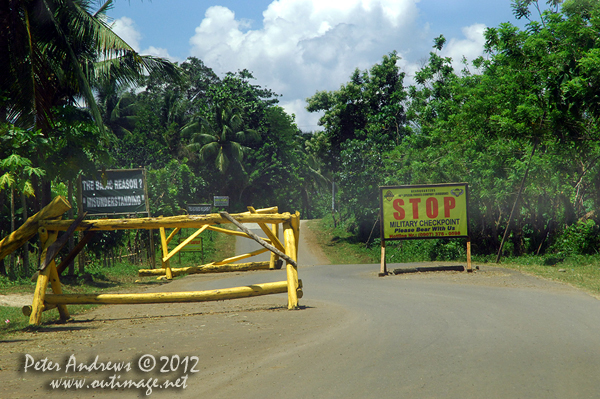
3 0 600 278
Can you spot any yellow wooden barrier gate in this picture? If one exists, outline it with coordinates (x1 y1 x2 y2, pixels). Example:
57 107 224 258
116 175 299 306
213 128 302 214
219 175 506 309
0 197 301 326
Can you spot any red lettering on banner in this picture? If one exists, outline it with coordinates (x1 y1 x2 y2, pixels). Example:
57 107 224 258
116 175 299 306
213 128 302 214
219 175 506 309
426 197 438 218
393 199 405 220
444 197 456 217
409 198 421 219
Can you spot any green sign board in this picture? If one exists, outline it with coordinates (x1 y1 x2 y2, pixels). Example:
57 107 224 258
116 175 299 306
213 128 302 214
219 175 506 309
214 196 229 207
380 183 469 240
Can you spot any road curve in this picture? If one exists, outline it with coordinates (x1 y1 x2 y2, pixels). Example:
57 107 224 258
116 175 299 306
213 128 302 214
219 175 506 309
2 221 600 399
178 222 600 399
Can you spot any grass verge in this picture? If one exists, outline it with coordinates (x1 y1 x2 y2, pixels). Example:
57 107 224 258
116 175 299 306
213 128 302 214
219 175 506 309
0 228 235 338
307 217 600 297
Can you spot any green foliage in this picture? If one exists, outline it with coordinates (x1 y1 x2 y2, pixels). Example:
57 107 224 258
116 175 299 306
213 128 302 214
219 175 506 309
184 103 259 175
549 219 600 257
391 4 600 257
147 159 206 216
307 52 408 233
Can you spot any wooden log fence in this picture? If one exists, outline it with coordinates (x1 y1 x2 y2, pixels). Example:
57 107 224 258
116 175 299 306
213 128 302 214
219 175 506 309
0 198 303 325
138 261 272 277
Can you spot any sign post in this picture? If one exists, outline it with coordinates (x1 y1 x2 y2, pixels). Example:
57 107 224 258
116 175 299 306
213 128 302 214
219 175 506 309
379 183 471 275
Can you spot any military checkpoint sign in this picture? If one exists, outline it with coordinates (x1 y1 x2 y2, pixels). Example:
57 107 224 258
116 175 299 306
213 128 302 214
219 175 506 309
379 183 471 275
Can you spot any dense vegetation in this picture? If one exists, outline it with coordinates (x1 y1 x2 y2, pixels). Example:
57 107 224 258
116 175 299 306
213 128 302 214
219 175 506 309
308 0 600 260
2 0 600 280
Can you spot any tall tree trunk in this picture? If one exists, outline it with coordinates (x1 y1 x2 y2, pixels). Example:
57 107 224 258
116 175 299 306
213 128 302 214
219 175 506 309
21 191 29 276
9 187 15 277
496 140 538 263
0 189 5 276
68 179 75 275
41 178 52 208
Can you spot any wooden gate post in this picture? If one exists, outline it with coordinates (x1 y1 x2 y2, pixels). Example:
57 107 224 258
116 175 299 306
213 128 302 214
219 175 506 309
283 216 299 309
30 227 70 325
159 227 173 279
269 223 280 269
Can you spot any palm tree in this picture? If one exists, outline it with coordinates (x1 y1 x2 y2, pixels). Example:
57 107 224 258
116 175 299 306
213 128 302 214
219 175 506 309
183 103 259 174
0 0 179 134
1 0 180 206
96 80 139 138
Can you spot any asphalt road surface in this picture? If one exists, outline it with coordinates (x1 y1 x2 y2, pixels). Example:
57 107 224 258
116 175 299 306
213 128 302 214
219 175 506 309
2 221 600 398
186 223 600 398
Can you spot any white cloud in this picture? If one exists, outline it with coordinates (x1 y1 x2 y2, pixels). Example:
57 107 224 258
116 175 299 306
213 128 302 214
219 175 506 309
141 46 179 62
280 99 323 132
189 0 427 130
111 16 142 51
112 2 490 131
111 17 180 62
441 23 487 70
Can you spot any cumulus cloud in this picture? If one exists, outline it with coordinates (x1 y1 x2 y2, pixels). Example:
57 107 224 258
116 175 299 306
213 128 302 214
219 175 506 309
141 46 179 62
111 17 179 62
111 16 142 51
441 23 487 70
112 2 491 131
189 0 428 130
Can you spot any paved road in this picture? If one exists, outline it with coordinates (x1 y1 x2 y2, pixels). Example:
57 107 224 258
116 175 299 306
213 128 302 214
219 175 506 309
180 223 600 398
3 222 600 399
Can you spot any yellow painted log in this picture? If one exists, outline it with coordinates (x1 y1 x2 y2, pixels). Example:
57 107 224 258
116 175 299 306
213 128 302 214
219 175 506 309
138 261 271 277
220 211 296 268
269 223 280 269
206 225 246 237
30 268 51 325
0 196 71 261
163 225 209 263
40 213 292 232
48 262 70 321
159 227 173 280
165 227 181 245
206 225 274 243
43 280 298 305
292 211 300 260
214 248 269 265
283 220 299 309
239 206 278 215
248 207 286 254
29 228 59 325
22 303 57 316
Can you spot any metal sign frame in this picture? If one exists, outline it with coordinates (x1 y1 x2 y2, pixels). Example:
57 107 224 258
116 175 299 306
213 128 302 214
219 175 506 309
78 169 150 217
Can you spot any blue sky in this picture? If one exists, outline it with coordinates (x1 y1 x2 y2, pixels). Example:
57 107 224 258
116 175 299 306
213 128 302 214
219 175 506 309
107 0 529 130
